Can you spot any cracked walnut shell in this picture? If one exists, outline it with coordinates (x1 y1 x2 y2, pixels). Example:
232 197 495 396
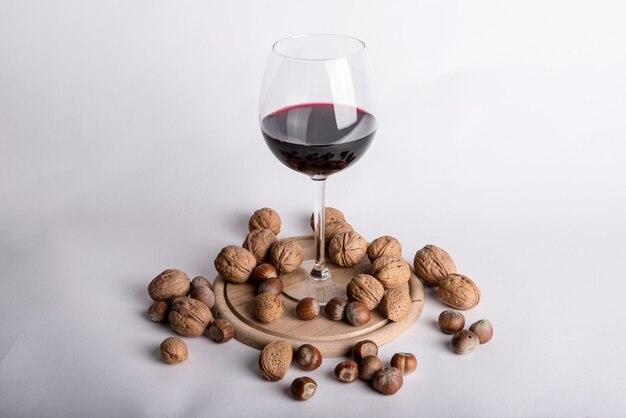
371 256 411 289
413 245 457 287
148 269 191 302
169 297 213 337
438 273 480 310
270 239 304 274
367 236 402 263
214 245 256 283
329 231 368 267
243 228 277 264
249 207 281 235
346 274 385 311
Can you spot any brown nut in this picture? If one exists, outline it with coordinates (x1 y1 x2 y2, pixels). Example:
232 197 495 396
438 310 465 334
345 301 371 326
324 296 348 321
250 263 278 283
147 301 169 322
257 277 283 296
191 276 212 291
373 367 403 395
346 274 385 311
148 269 191 302
359 355 383 381
380 288 411 322
249 207 281 235
290 376 317 401
310 207 346 231
295 344 322 371
438 273 481 310
352 340 378 363
254 292 285 323
324 220 354 246
390 353 418 375
270 239 304 274
469 319 493 344
334 360 359 383
367 235 403 263
328 231 368 267
258 340 292 381
296 297 320 321
190 286 215 310
371 256 411 289
214 245 257 284
243 228 277 264
413 244 457 287
206 318 234 343
168 297 213 337
159 337 188 364
451 330 480 354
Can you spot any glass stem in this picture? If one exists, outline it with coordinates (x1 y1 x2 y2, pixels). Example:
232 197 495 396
310 175 331 280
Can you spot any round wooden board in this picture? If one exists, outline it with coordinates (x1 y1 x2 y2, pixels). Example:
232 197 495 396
212 236 425 357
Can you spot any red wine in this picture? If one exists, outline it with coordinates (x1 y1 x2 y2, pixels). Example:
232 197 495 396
261 103 376 176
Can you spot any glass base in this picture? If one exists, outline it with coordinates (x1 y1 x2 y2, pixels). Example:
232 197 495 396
281 259 356 304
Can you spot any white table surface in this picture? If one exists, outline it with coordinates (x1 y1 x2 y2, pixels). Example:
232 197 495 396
2 1 625 417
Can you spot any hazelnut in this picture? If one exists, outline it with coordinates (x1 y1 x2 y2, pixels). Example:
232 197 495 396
254 292 285 323
295 344 322 371
371 256 411 289
352 340 378 363
310 207 346 230
270 239 304 274
345 301 371 326
413 244 457 287
328 231 368 267
169 297 213 337
367 235 403 263
334 360 359 383
390 353 418 375
438 310 465 334
249 207 281 235
324 220 353 245
159 337 188 364
206 318 234 343
438 273 481 310
451 330 480 354
469 319 493 344
243 228 277 264
214 245 257 284
148 269 191 302
324 297 348 321
250 263 278 283
346 274 385 311
257 277 283 296
190 286 215 310
147 301 169 322
359 355 383 381
296 297 320 321
290 376 317 401
373 367 403 395
191 276 212 291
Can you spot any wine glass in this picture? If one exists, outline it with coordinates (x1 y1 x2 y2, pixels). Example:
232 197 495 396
259 34 377 303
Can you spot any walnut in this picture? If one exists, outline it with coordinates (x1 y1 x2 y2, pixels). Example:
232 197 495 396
346 274 385 310
168 297 213 337
371 256 411 289
309 207 346 230
270 239 304 274
413 245 457 287
243 228 277 264
148 269 191 302
367 236 402 263
328 231 368 267
214 245 257 283
160 337 188 364
324 220 353 245
249 207 281 235
255 292 285 323
438 273 480 310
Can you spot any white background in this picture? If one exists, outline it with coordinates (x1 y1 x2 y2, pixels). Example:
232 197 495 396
1 1 625 417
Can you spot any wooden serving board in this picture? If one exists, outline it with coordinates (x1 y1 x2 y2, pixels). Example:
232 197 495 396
212 236 425 357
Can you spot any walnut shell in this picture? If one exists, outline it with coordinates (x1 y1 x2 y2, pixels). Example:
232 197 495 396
413 245 457 287
249 207 281 235
243 228 277 264
254 292 285 323
438 273 481 310
309 207 346 230
168 297 213 337
259 340 293 381
214 245 256 283
148 269 191 302
270 239 304 274
367 236 402 263
329 231 368 267
371 257 411 289
346 274 385 311
324 220 353 246
160 337 188 364
381 289 411 322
